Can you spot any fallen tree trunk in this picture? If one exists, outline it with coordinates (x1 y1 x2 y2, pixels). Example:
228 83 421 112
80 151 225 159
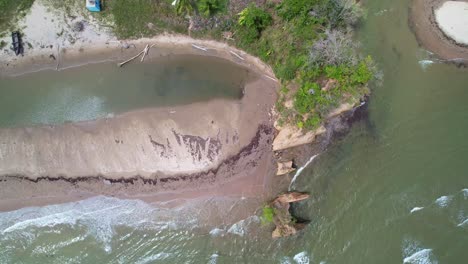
141 44 156 62
118 44 155 67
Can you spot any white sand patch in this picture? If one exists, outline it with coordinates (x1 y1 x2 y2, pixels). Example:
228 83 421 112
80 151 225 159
0 0 114 61
435 1 468 45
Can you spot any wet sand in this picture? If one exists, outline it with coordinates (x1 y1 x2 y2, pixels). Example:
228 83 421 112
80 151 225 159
0 36 280 212
409 0 468 64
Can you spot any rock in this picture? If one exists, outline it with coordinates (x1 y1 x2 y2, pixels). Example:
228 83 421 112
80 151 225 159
147 22 154 30
272 123 326 151
277 161 294 175
274 192 310 204
72 21 85 32
270 192 310 238
272 224 297 238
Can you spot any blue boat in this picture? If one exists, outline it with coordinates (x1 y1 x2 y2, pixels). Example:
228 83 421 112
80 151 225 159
86 0 101 12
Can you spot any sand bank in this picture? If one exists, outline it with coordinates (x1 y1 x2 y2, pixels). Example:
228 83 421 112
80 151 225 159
435 1 468 45
410 0 468 64
0 31 282 211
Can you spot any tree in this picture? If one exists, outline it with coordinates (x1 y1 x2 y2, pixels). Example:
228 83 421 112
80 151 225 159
308 29 358 67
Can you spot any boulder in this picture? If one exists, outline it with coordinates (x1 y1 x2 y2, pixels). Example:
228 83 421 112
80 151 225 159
274 192 310 204
269 192 310 238
277 161 294 175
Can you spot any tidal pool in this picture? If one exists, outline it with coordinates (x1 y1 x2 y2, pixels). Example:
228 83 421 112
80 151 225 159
0 54 247 127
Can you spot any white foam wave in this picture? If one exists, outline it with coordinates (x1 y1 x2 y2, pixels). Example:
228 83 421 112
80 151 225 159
434 195 452 207
462 188 468 199
135 252 171 264
31 235 86 255
403 249 436 264
293 251 310 264
289 154 319 191
418 60 434 71
457 218 468 227
402 238 438 264
227 216 259 237
0 196 200 253
209 228 225 237
227 220 246 236
410 207 424 213
208 253 219 264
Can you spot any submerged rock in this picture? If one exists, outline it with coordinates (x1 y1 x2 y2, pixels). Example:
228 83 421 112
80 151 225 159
276 161 295 175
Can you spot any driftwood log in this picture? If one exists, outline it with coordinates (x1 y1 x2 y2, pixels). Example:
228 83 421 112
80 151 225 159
118 44 155 67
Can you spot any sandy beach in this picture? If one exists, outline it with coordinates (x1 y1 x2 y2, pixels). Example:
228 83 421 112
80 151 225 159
0 0 364 213
0 36 282 211
409 0 468 64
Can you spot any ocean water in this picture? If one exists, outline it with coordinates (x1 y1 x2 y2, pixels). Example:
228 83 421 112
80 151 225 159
1 0 468 263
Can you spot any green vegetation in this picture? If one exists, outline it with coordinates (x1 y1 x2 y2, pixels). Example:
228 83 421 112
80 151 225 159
260 205 275 225
0 0 375 131
175 0 194 16
228 0 376 130
236 4 271 45
0 0 35 32
197 0 221 17
0 40 7 49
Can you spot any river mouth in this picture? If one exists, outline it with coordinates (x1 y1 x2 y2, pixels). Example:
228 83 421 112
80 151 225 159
0 47 279 212
0 54 248 127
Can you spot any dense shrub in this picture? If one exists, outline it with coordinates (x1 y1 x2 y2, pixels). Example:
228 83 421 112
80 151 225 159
176 0 194 16
276 0 317 21
236 4 272 44
261 205 275 224
197 0 221 17
314 0 364 28
309 29 358 67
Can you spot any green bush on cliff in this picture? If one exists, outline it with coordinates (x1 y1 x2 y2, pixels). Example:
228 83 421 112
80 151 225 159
261 205 275 225
235 4 272 45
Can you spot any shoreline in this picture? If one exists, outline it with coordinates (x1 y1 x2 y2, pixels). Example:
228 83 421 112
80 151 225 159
409 0 468 65
0 34 282 212
0 34 277 79
0 34 368 212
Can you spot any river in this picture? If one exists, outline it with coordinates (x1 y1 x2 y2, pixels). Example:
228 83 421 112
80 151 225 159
0 0 467 263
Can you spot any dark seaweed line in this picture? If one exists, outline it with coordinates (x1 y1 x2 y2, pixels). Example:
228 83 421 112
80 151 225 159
2 124 273 187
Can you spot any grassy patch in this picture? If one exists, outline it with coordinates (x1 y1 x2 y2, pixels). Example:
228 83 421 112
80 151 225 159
0 0 35 32
105 0 187 38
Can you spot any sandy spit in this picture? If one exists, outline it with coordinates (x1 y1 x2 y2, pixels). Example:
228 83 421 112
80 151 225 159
409 0 468 65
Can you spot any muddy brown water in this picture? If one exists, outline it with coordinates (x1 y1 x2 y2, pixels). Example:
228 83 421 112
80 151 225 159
0 0 467 262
